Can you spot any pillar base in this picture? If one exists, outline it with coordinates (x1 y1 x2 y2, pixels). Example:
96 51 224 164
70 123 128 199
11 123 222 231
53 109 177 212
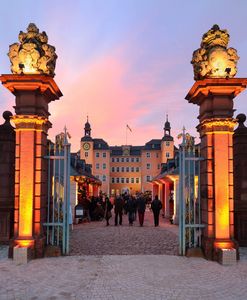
8 236 45 259
202 237 239 261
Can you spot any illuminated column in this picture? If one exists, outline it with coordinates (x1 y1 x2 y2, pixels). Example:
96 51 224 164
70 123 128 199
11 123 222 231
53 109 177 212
0 24 62 258
164 182 170 218
152 183 159 199
173 178 179 225
186 79 247 258
0 75 62 257
186 24 247 260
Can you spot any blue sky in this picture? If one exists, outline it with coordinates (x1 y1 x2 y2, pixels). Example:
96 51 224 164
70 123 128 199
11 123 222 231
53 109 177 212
1 0 247 150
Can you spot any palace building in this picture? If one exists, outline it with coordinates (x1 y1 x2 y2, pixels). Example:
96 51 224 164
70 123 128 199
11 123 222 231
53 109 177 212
80 116 176 196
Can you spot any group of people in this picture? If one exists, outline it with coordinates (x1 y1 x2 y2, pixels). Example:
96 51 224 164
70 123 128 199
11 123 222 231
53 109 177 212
114 193 162 227
81 193 163 227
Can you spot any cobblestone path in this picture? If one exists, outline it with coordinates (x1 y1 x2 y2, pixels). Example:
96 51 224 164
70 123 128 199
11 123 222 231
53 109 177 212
70 210 179 255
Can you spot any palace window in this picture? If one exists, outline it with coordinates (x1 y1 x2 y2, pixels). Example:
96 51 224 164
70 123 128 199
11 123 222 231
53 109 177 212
131 178 134 183
103 163 106 169
116 167 120 172
146 152 150 158
126 167 129 172
166 141 170 146
131 157 135 162
156 153 159 158
166 152 170 158
136 178 139 184
111 167 115 172
131 167 134 172
96 163 99 169
112 157 115 162
136 157 139 162
111 178 115 183
96 152 99 158
85 152 88 157
126 178 129 183
136 167 139 172
116 178 119 183
121 167 124 172
103 152 106 158
147 163 151 170
102 175 106 182
126 158 129 162
146 175 151 182
121 157 124 162
121 178 124 183
116 158 119 162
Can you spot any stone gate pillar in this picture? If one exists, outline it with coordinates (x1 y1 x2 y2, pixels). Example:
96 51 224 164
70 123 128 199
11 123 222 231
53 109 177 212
0 24 62 258
0 111 15 243
233 114 247 246
185 25 247 260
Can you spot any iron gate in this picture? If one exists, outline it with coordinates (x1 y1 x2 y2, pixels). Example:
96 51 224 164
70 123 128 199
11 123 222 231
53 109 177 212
178 127 204 256
43 128 71 255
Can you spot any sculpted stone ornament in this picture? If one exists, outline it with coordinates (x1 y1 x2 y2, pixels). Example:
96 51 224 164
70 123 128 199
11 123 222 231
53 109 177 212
8 23 57 76
191 25 239 80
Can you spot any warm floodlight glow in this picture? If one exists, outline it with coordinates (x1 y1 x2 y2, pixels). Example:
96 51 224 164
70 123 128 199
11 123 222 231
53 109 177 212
16 239 34 247
209 48 228 77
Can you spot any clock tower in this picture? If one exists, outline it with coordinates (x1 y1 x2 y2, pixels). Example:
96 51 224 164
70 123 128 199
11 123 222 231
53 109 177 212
80 117 94 165
161 115 174 163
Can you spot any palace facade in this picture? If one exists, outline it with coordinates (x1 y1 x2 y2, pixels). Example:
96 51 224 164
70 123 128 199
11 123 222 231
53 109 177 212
79 117 176 196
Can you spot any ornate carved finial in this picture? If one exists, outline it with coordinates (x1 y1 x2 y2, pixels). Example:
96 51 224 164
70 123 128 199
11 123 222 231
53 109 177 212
3 111 13 121
8 23 57 76
191 25 239 80
236 114 246 129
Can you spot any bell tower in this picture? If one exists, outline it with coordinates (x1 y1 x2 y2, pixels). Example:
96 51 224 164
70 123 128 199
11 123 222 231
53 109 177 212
161 115 174 163
80 116 94 165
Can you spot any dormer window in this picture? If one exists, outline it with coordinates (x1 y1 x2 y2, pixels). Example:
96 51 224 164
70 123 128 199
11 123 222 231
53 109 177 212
152 144 155 149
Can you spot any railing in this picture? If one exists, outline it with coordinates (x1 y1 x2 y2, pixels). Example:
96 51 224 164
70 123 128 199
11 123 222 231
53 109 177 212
178 128 204 256
43 128 71 255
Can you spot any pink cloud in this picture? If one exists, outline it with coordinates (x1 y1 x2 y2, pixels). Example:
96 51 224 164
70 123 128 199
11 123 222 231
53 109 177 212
48 47 199 151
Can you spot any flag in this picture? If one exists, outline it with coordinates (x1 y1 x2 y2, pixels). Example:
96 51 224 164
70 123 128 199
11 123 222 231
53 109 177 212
126 124 132 132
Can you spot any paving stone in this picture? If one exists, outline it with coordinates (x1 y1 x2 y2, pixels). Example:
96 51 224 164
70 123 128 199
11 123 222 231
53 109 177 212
1 213 247 299
70 211 179 256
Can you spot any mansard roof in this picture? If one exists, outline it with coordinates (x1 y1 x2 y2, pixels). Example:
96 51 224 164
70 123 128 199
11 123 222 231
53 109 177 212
93 138 109 150
110 145 143 156
143 139 161 150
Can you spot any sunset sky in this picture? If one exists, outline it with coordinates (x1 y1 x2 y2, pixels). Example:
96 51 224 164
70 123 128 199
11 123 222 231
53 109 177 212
1 0 247 151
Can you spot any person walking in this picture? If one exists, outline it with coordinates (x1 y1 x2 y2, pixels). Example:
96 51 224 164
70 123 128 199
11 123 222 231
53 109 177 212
104 196 113 226
126 196 136 226
114 195 124 226
151 195 162 227
136 193 146 226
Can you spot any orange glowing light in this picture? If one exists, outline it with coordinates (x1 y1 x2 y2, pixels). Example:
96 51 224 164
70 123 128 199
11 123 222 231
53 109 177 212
12 115 47 239
214 241 234 249
16 239 34 247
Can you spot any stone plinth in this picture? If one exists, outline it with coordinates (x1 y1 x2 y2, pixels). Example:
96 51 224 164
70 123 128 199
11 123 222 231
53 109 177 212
186 78 247 260
0 74 62 258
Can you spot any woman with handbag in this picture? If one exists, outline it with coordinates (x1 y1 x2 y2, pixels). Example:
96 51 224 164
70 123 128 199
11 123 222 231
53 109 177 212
104 197 113 226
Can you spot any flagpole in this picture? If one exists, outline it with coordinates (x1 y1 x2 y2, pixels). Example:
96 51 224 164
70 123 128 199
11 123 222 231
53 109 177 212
126 125 127 145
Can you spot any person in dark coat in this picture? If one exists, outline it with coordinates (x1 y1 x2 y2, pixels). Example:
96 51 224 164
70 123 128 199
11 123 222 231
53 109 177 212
151 195 162 227
136 194 146 226
126 196 136 226
104 197 113 226
114 195 124 226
